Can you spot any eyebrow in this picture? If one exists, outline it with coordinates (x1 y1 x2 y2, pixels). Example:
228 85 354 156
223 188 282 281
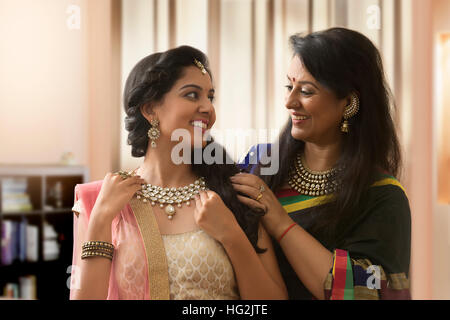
179 84 215 94
286 76 320 90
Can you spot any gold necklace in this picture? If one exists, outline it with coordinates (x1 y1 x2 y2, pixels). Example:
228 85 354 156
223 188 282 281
288 153 340 196
136 177 208 220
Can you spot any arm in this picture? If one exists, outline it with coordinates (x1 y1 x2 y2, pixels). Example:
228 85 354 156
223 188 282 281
231 173 332 299
194 191 288 300
70 173 146 300
71 211 114 300
272 215 333 300
221 223 288 300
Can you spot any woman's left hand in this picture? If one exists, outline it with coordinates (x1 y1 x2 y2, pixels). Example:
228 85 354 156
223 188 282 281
194 190 240 245
230 173 293 239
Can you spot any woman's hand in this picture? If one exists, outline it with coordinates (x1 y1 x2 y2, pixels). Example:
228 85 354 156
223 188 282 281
230 173 293 239
194 190 240 246
92 172 146 223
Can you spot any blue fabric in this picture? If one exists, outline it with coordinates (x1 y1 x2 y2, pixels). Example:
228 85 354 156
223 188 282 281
237 143 272 173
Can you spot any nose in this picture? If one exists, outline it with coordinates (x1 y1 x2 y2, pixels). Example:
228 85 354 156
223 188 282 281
285 90 301 110
198 97 215 122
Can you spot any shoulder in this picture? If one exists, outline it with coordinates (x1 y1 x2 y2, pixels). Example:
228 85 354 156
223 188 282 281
75 180 103 194
363 173 411 223
74 180 104 201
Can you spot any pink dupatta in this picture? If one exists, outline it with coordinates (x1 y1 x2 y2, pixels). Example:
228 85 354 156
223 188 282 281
69 181 170 300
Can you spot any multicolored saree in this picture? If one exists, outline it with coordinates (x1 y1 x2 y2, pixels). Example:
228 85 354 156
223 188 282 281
240 144 412 300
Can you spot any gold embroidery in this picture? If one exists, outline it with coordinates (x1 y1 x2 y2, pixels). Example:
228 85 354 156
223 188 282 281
129 197 170 300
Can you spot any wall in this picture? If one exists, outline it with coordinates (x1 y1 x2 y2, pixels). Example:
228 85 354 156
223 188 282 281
0 0 88 165
432 0 450 300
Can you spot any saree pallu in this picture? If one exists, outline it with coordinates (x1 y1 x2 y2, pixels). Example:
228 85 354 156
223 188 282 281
240 144 412 300
70 180 167 299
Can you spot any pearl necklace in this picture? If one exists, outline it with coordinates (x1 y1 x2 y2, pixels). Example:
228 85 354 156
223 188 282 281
288 153 341 196
136 177 208 220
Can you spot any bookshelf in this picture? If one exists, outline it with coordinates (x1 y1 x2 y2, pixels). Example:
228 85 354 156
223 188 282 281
0 164 88 300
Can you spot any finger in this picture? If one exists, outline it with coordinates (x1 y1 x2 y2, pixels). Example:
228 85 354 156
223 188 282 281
232 183 260 200
236 195 266 213
194 194 202 211
230 173 260 187
123 175 145 185
204 190 217 199
199 190 208 204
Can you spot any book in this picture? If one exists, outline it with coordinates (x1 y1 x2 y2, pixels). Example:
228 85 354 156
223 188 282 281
26 224 39 262
1 220 39 265
1 178 33 212
19 275 37 300
1 220 13 265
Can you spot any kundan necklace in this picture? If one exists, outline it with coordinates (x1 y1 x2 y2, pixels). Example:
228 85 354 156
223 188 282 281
135 177 208 220
288 153 341 196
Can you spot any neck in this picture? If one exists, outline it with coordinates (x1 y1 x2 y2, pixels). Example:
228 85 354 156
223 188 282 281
136 142 198 187
303 139 342 172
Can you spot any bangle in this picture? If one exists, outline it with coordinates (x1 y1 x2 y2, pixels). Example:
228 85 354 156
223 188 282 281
81 241 115 260
277 223 297 243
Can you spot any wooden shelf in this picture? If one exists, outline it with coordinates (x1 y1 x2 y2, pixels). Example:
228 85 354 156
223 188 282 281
0 164 89 300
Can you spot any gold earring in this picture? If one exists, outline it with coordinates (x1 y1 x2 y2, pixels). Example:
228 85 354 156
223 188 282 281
147 119 160 148
341 93 360 133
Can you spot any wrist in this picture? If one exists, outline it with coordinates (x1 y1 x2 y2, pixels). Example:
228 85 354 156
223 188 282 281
272 216 296 240
87 213 114 241
219 224 245 250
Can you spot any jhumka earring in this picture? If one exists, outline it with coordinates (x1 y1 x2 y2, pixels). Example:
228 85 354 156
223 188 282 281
147 118 160 148
341 93 360 133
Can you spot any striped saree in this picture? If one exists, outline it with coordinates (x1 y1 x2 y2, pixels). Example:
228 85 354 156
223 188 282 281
274 175 411 300
239 144 412 300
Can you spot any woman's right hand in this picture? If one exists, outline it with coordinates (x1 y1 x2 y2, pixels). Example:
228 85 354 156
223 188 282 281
91 172 146 223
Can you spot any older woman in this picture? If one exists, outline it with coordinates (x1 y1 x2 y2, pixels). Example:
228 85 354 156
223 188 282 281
70 45 287 300
234 28 411 300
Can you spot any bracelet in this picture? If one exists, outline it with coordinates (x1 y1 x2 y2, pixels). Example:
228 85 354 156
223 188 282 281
277 223 297 243
81 250 114 260
82 241 115 250
81 241 115 261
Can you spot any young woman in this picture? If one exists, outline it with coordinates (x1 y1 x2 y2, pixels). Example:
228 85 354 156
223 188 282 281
234 28 411 300
70 46 287 300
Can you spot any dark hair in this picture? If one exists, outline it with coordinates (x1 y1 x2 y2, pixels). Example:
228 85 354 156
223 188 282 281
260 28 402 246
123 45 265 253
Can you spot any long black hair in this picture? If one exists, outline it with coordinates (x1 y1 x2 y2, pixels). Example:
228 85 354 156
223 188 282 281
259 28 402 246
123 45 265 253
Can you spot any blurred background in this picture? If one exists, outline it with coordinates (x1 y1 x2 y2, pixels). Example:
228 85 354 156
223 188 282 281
0 0 448 300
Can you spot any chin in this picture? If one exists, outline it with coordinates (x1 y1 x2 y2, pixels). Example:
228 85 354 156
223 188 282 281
291 128 308 142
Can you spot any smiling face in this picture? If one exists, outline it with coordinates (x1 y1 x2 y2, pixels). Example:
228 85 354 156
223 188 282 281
141 65 216 149
285 55 349 146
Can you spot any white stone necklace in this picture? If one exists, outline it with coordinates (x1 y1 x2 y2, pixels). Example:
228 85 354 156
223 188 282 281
135 177 208 220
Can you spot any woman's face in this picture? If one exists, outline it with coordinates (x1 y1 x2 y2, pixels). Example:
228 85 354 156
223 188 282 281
142 65 216 149
285 55 349 146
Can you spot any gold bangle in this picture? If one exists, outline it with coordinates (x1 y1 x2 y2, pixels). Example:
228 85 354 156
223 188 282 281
81 250 114 260
83 241 115 250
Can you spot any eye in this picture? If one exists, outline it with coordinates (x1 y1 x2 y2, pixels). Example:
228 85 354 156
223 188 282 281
185 92 199 100
208 95 215 103
300 90 313 96
285 85 293 92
